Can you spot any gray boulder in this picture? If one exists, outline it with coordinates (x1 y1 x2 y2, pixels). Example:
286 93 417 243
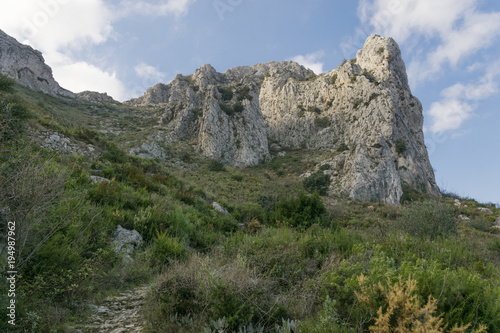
112 225 143 256
212 202 230 215
478 207 493 214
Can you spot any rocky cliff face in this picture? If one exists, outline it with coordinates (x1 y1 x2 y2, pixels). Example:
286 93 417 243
127 34 440 204
0 29 74 98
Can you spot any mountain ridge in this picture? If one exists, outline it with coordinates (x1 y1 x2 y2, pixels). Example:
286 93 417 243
125 34 440 204
0 29 439 204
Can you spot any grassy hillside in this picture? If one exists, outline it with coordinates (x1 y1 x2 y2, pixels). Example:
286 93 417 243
1 75 499 332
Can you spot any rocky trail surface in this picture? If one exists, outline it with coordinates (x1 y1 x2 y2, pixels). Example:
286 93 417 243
70 285 150 333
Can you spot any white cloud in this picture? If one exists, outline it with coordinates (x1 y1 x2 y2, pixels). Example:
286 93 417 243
135 63 167 83
0 0 113 53
290 51 325 74
358 0 476 43
357 0 500 85
428 99 473 133
119 0 197 17
428 72 499 133
54 60 128 100
0 0 195 101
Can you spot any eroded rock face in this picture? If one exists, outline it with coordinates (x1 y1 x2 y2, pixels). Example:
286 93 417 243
0 29 74 97
126 34 440 204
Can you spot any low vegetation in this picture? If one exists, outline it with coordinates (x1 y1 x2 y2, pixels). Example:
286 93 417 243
1 76 499 332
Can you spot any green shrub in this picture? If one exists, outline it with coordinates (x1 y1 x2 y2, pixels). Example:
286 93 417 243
218 102 233 115
468 218 492 232
207 159 225 172
0 94 32 142
233 101 244 113
307 106 322 114
303 171 331 196
168 207 195 240
395 138 407 154
400 184 427 203
272 191 327 228
87 181 121 206
149 254 286 331
306 73 318 81
396 200 457 239
236 86 253 101
73 127 102 146
151 231 187 265
133 207 168 242
102 142 128 163
319 164 331 171
314 116 330 128
352 98 363 109
337 143 349 152
368 92 380 103
330 74 338 85
233 202 266 224
230 173 244 182
0 74 15 92
219 102 244 116
362 69 377 83
217 86 234 101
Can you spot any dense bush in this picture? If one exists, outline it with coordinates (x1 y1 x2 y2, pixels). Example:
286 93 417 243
0 74 15 92
148 254 287 331
303 171 331 196
218 102 244 116
307 106 321 114
396 200 457 239
236 86 253 101
395 138 407 154
314 116 330 128
272 191 327 228
150 231 187 266
102 141 128 163
0 93 32 142
330 73 338 85
217 86 234 101
207 159 225 172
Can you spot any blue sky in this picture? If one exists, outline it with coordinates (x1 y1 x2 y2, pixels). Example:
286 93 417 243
1 0 499 205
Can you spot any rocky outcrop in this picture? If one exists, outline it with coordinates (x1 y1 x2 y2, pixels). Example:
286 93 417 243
76 91 116 103
0 29 74 97
33 130 98 157
112 225 143 260
126 35 439 204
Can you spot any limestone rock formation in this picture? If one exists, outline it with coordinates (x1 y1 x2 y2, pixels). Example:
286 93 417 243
76 90 116 103
127 34 439 204
0 29 74 97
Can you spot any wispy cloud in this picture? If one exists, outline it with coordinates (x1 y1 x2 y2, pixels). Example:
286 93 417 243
290 51 325 74
54 59 128 100
357 0 500 85
118 0 197 17
428 71 499 133
135 62 167 83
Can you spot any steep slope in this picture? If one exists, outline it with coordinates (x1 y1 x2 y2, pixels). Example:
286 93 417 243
0 29 74 97
127 34 439 204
